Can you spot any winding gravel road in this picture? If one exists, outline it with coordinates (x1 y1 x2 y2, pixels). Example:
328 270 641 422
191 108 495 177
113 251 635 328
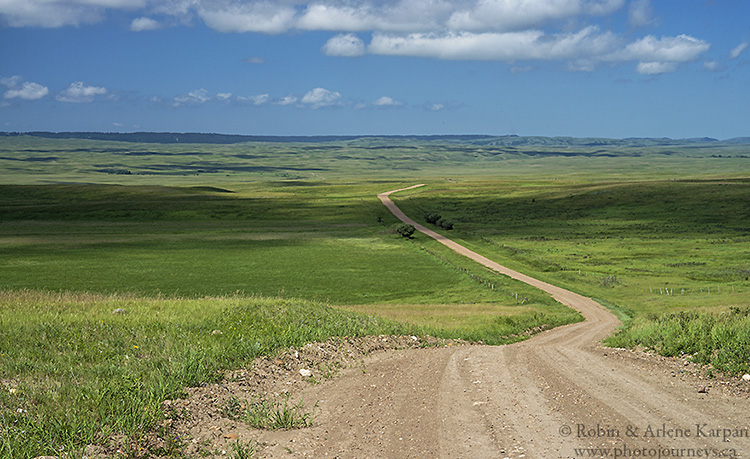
258 185 749 458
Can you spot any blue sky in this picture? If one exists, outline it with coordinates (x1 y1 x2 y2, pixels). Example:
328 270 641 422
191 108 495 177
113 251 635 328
1 0 748 138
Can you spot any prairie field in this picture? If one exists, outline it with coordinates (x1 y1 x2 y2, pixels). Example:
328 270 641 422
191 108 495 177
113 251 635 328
1 134 749 457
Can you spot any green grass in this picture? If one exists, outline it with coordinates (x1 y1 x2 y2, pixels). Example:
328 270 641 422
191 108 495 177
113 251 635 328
2 135 750 185
224 395 315 430
0 290 418 458
389 177 750 377
392 178 750 317
230 439 259 459
605 307 750 376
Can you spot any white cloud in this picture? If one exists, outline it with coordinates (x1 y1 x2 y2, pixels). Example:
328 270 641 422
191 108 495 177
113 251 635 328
636 61 676 75
238 94 270 105
216 92 269 105
372 96 402 107
297 3 374 31
1 0 622 35
729 41 748 59
0 76 24 88
323 33 366 57
56 81 107 102
300 87 342 108
275 95 298 106
0 0 144 27
628 0 654 27
447 0 624 32
198 2 296 34
130 16 160 31
0 0 712 76
428 103 445 111
297 0 452 33
615 34 710 63
172 88 210 106
4 81 49 100
369 27 620 62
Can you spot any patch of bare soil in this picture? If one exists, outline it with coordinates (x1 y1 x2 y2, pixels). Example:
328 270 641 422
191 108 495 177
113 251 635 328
88 335 467 458
600 345 750 399
87 334 750 459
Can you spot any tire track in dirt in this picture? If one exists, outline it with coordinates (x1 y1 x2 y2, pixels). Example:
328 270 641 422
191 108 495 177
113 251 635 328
255 185 749 458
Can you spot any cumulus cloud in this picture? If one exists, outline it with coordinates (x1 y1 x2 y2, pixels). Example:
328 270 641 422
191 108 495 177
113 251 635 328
56 82 108 103
296 0 452 33
2 0 622 34
130 17 160 31
369 27 621 62
447 0 624 32
297 3 374 31
238 94 270 105
323 33 366 57
0 0 713 75
628 0 654 27
615 34 710 62
215 92 269 105
275 95 298 106
364 26 709 72
172 88 210 106
0 76 24 88
0 0 144 27
198 2 296 34
372 96 402 107
4 81 49 100
729 41 748 59
300 87 343 108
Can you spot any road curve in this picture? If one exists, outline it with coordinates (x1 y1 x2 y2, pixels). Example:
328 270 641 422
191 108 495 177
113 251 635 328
258 185 749 458
377 184 612 329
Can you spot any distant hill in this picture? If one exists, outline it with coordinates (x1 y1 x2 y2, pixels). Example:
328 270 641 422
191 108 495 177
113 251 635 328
0 131 491 145
1 131 748 146
725 137 750 144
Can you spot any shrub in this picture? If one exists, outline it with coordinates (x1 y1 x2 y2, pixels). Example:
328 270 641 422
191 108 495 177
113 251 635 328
395 223 416 238
424 212 441 224
437 218 454 230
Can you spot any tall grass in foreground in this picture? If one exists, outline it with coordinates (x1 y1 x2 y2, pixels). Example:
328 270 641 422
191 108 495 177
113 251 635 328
604 307 750 376
0 290 420 458
0 289 579 458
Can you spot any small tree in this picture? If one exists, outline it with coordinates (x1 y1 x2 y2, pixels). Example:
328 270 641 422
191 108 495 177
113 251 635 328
424 212 441 224
395 223 416 238
437 218 454 230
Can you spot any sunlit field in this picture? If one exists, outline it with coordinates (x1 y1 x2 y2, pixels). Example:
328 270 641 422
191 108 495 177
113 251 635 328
1 134 748 457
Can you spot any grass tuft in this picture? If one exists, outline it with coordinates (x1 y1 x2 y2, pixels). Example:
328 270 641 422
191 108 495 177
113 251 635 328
605 307 750 375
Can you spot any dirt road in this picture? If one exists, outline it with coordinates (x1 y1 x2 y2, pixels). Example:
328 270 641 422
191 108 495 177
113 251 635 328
255 185 749 458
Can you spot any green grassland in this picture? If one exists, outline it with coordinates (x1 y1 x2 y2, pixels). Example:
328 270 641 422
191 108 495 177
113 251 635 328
1 134 749 457
391 178 750 315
